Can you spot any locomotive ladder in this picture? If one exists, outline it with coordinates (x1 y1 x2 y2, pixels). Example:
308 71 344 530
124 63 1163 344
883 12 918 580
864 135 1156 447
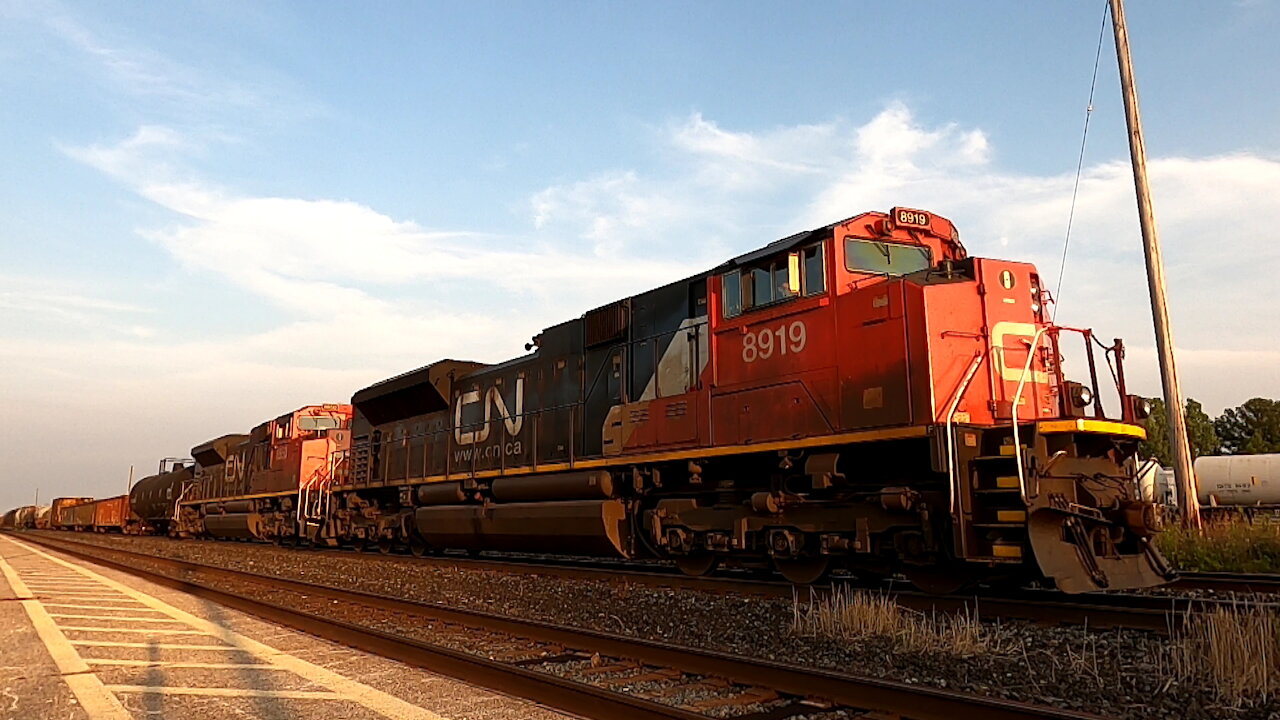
962 445 1031 562
297 461 336 535
946 349 1032 564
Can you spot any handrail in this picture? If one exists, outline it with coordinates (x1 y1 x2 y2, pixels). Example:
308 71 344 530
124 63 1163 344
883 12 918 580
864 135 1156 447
1011 326 1051 504
945 351 986 519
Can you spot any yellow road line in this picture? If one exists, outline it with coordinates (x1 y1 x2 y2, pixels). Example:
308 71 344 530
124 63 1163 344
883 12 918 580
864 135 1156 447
42 602 153 611
59 626 210 635
24 576 101 584
50 613 188 622
31 592 131 599
105 685 344 700
0 550 34 599
71 641 245 650
86 659 286 670
0 538 131 720
10 536 450 720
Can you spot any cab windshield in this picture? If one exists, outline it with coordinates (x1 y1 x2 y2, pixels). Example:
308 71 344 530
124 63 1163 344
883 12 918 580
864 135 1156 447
844 237 931 276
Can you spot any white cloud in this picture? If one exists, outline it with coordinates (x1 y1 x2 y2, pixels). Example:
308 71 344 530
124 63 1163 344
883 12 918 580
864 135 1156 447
39 8 294 118
526 105 1279 415
9 104 1279 510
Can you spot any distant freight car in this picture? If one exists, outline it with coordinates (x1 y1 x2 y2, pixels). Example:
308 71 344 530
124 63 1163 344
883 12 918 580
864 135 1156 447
16 506 40 529
35 506 50 529
130 462 195 535
0 508 16 530
51 497 93 529
1195 454 1280 508
91 495 131 532
68 501 95 530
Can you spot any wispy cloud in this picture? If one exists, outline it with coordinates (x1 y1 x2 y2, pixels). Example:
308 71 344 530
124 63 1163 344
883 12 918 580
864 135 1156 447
12 103 1279 509
523 105 1280 414
13 0 314 127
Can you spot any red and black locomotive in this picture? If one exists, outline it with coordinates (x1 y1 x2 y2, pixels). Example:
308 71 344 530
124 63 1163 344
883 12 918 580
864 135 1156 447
88 207 1172 593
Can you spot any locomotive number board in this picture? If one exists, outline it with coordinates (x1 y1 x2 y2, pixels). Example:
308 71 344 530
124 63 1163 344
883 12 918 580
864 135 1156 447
892 207 931 228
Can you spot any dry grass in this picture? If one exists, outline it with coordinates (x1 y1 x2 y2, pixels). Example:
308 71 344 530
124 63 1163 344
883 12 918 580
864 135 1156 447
1157 515 1280 573
790 586 996 656
1170 603 1280 705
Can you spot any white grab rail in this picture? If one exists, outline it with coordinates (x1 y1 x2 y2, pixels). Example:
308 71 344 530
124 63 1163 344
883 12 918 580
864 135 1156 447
945 351 987 519
1010 326 1051 504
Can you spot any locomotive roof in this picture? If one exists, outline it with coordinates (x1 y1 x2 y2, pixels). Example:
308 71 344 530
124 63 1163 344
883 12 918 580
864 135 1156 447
352 358 488 425
191 433 251 467
722 220 841 270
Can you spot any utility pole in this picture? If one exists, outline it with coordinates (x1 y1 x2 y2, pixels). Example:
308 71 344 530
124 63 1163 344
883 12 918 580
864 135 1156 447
126 465 134 495
1109 0 1199 528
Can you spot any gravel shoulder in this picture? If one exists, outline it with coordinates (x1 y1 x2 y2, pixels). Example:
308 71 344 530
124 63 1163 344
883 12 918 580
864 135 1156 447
23 531 1277 720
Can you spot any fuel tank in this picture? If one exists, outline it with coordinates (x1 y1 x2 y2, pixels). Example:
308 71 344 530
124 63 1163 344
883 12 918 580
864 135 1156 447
414 499 629 556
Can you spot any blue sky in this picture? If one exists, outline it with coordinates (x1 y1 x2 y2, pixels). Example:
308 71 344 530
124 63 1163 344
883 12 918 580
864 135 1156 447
2 0 1278 507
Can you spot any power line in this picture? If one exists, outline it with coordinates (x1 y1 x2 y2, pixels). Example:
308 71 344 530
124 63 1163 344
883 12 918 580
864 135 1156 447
1053 1 1111 320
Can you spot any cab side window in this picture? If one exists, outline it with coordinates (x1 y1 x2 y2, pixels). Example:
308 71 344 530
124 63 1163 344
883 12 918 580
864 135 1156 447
721 241 825 319
802 244 825 295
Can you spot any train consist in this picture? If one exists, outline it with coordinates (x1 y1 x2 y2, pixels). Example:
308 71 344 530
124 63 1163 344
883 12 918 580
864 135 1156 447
6 208 1175 593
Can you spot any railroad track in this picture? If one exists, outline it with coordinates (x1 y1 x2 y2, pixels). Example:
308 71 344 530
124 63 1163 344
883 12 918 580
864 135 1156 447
1170 571 1280 594
17 531 1099 720
19 530 1260 634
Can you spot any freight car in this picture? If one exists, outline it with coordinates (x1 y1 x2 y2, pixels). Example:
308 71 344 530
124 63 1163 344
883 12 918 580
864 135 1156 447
175 207 1171 594
1195 454 1280 511
88 495 132 532
51 497 94 530
0 508 17 530
18 505 44 529
129 461 195 535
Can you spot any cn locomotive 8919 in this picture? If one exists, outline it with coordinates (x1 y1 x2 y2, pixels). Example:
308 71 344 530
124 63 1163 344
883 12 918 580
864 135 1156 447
68 208 1173 593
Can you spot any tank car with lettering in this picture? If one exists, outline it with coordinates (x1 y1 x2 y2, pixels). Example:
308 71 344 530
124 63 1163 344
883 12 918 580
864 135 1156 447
176 207 1171 593
1193 453 1280 516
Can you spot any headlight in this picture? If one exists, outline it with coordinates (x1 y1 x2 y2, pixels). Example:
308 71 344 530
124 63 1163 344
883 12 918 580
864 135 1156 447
1132 396 1153 420
1071 384 1093 408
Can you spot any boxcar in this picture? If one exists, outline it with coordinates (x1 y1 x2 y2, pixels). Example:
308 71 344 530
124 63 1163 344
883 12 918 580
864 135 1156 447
92 495 130 532
51 497 94 529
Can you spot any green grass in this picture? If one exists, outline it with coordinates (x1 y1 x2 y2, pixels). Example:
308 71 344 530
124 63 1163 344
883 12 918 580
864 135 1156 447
1157 517 1280 573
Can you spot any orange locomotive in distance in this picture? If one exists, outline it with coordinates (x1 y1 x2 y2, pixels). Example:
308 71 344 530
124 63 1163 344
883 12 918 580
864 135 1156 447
40 208 1169 594
176 404 353 541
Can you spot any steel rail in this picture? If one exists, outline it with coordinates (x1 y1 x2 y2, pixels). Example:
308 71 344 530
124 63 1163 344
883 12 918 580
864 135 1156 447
18 530 1235 633
1170 571 1280 594
20 532 1101 720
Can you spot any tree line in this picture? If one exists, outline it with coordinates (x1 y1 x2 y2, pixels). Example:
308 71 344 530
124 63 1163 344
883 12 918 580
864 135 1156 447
1139 397 1280 466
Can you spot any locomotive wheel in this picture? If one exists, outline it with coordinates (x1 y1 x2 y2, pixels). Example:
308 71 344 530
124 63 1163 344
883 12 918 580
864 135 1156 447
774 556 830 584
409 539 428 557
675 553 719 577
377 539 392 555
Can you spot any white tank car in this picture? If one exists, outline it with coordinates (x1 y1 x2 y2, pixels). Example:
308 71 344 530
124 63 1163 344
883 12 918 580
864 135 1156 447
1137 460 1178 505
1194 454 1280 506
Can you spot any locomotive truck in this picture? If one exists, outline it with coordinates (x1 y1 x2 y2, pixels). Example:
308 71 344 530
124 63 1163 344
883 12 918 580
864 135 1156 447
161 207 1170 594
